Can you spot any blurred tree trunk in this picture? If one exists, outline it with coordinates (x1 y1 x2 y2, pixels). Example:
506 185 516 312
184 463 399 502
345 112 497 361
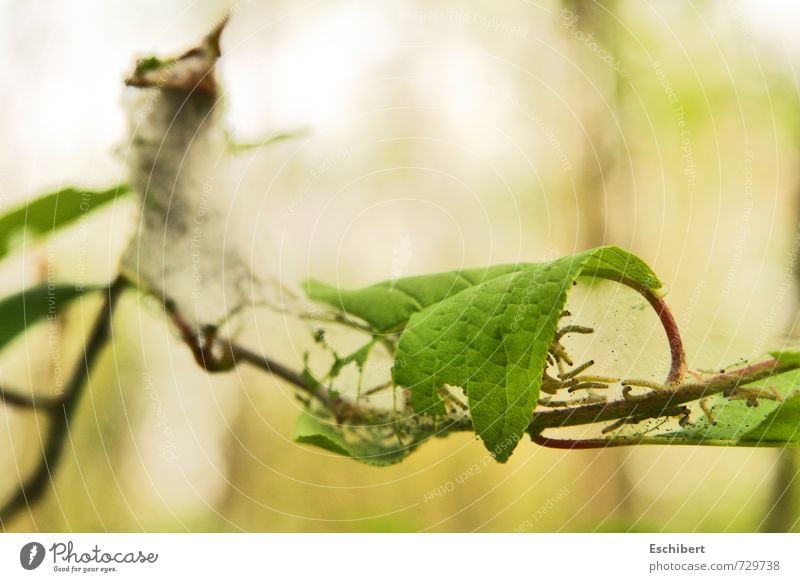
761 200 800 532
559 0 636 525
763 449 797 532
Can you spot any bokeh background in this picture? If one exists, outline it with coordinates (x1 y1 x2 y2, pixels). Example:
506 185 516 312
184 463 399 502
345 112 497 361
2 0 800 532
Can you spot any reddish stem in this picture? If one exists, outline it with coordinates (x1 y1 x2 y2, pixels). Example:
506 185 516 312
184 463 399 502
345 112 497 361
618 277 686 385
531 434 631 449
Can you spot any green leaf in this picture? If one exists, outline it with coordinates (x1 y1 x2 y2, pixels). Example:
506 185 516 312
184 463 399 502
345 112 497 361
294 408 441 466
301 352 322 391
742 393 800 442
133 56 173 74
316 338 376 381
769 350 800 367
0 284 99 353
306 245 662 462
346 341 375 369
228 129 309 154
330 341 375 378
306 263 526 333
0 184 129 262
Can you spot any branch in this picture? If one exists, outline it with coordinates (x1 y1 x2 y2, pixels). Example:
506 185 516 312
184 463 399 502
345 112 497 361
161 282 797 454
170 325 800 451
0 385 61 411
161 300 318 396
227 343 312 394
161 301 350 416
527 357 798 447
0 275 127 526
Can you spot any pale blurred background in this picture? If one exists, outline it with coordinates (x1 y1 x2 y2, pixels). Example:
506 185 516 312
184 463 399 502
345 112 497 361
2 0 800 531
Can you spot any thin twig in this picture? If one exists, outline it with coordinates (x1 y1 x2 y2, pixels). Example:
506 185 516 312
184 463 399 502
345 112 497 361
0 385 61 411
226 343 315 398
0 276 127 526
